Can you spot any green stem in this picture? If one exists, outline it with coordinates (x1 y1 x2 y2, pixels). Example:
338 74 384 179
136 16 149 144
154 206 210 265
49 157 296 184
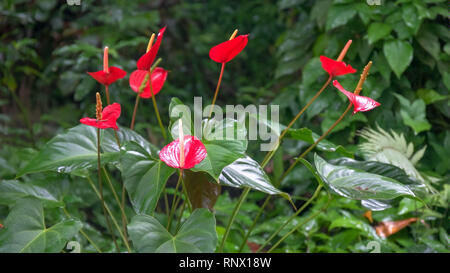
163 188 170 217
181 178 192 213
261 76 332 167
149 73 167 141
130 94 140 131
208 62 226 118
86 176 132 252
267 194 332 253
102 167 128 243
219 187 250 253
167 172 183 231
62 207 102 253
175 200 187 232
96 128 120 252
278 104 352 183
256 185 323 253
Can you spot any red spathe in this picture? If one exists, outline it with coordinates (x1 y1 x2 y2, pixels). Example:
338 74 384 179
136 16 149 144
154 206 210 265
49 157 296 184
159 135 207 169
129 67 168 98
80 103 121 130
209 34 249 63
333 80 381 114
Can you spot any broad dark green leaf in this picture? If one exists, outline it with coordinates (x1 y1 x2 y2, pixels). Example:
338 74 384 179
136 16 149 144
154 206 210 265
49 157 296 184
314 154 417 201
326 4 357 31
0 198 82 253
192 118 247 180
402 4 421 35
183 170 221 211
121 141 175 215
17 125 150 177
367 22 392 44
0 180 63 208
383 40 413 78
218 156 291 201
128 208 217 253
287 128 353 157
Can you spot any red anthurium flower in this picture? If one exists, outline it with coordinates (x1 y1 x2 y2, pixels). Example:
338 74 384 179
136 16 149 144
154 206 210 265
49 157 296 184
129 67 168 98
137 26 166 70
159 135 207 169
333 80 380 114
80 99 121 130
320 56 356 77
87 47 127 86
209 34 249 63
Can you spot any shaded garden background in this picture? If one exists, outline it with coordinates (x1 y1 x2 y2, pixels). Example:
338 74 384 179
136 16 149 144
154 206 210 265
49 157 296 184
1 0 449 252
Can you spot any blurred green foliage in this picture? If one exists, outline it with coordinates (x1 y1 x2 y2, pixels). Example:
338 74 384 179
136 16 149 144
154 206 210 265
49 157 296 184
0 0 449 253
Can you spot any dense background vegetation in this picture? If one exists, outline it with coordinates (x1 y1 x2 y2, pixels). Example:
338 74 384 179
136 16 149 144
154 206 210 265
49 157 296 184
1 0 448 253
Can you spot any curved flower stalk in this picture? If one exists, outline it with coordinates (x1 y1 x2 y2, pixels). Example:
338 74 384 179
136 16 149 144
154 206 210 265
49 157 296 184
87 46 127 104
208 29 249 117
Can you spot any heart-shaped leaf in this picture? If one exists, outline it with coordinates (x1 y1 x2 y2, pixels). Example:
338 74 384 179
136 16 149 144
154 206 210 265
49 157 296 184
383 40 413 78
0 198 82 253
17 124 151 177
121 141 175 215
192 118 247 180
128 208 217 253
314 154 417 201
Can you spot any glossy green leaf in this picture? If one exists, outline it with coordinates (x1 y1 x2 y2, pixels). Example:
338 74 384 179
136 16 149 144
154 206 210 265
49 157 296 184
218 156 291 201
314 154 417 201
183 170 221 210
367 22 392 44
192 118 247 180
383 40 413 78
17 124 151 177
287 128 353 157
0 180 63 208
0 198 82 253
121 141 175 215
128 208 217 253
402 4 421 34
326 4 356 31
361 199 393 211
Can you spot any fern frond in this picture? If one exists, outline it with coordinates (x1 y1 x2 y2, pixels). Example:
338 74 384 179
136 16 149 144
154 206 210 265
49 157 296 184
357 125 427 183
